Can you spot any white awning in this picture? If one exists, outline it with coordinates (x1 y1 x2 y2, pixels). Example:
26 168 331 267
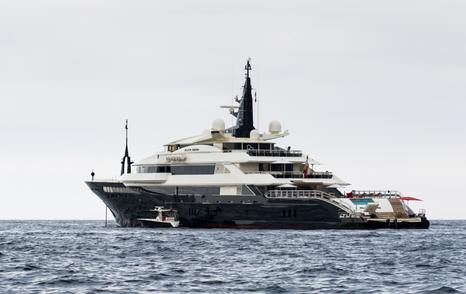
272 160 292 164
277 183 297 188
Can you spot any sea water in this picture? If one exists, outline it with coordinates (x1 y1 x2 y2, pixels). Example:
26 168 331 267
0 220 465 293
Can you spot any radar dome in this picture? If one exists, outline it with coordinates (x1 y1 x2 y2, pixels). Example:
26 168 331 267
269 120 282 134
250 129 260 139
211 119 225 132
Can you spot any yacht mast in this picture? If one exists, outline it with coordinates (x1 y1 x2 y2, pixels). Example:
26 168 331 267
232 58 255 138
120 119 133 175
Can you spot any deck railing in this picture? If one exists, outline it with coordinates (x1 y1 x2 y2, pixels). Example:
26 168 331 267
265 190 334 199
349 190 401 198
246 149 303 157
274 171 333 179
245 171 333 179
265 190 354 214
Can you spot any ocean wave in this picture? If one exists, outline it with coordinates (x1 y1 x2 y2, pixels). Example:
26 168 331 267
0 220 464 293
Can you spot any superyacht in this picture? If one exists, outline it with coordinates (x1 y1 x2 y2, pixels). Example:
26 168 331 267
86 60 429 229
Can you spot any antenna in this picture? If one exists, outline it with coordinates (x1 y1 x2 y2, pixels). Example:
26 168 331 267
125 119 128 147
255 90 259 131
245 57 252 77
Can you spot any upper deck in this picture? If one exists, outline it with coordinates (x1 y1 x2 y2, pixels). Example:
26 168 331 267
118 60 349 188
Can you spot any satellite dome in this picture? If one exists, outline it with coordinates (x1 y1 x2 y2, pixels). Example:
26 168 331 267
250 129 260 139
211 119 225 132
269 120 282 134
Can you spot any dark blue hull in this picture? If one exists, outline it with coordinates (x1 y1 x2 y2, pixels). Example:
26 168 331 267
86 181 429 229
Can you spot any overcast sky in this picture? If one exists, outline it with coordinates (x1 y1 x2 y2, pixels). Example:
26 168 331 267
1 0 465 220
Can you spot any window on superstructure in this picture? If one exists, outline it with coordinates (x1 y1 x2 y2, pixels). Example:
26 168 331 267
157 166 171 173
271 164 282 172
178 186 220 195
271 163 293 172
137 166 157 173
171 164 215 175
245 143 258 150
259 143 272 150
259 163 271 172
137 165 171 173
167 145 179 152
223 143 273 151
223 143 242 151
